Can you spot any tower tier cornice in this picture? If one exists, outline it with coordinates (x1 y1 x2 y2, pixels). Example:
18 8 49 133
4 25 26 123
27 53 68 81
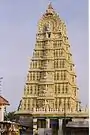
37 97 54 100
31 57 54 60
29 69 54 72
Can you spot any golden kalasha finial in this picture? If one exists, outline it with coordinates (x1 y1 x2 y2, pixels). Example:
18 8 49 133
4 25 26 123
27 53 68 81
46 2 54 14
48 2 53 9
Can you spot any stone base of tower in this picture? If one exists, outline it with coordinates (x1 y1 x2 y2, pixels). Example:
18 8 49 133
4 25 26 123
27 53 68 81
15 110 88 135
33 117 63 135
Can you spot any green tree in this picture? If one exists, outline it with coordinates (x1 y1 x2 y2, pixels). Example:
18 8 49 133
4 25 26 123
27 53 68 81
4 111 19 122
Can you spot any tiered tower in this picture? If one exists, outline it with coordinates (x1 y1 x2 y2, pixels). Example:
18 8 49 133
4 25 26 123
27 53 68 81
18 3 80 117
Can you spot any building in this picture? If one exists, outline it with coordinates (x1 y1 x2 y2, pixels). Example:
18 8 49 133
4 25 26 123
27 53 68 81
65 119 89 135
0 96 9 121
0 121 20 135
15 3 88 135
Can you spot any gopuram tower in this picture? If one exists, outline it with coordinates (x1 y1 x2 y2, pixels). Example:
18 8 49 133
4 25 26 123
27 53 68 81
16 3 82 134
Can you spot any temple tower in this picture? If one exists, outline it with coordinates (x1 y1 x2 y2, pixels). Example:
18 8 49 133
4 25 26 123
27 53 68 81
17 3 81 134
19 3 80 113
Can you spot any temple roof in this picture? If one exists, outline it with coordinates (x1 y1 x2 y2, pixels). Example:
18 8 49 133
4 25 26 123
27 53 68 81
66 120 89 128
0 96 10 105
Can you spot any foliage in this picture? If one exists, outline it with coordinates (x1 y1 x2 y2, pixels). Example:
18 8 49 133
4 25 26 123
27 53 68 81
4 111 19 122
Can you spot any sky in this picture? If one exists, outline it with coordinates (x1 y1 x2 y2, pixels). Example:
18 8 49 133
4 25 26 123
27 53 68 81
0 0 88 112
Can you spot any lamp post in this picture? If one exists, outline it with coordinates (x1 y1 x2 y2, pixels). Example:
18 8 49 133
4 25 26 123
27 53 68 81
63 97 66 135
0 77 3 95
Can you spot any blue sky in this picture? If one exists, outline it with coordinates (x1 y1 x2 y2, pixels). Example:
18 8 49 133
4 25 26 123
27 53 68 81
0 0 88 111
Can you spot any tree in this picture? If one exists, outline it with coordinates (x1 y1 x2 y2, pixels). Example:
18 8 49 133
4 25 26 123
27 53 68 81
4 111 19 122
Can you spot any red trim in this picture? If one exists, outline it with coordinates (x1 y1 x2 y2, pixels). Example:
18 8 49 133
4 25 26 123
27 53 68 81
0 96 10 105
